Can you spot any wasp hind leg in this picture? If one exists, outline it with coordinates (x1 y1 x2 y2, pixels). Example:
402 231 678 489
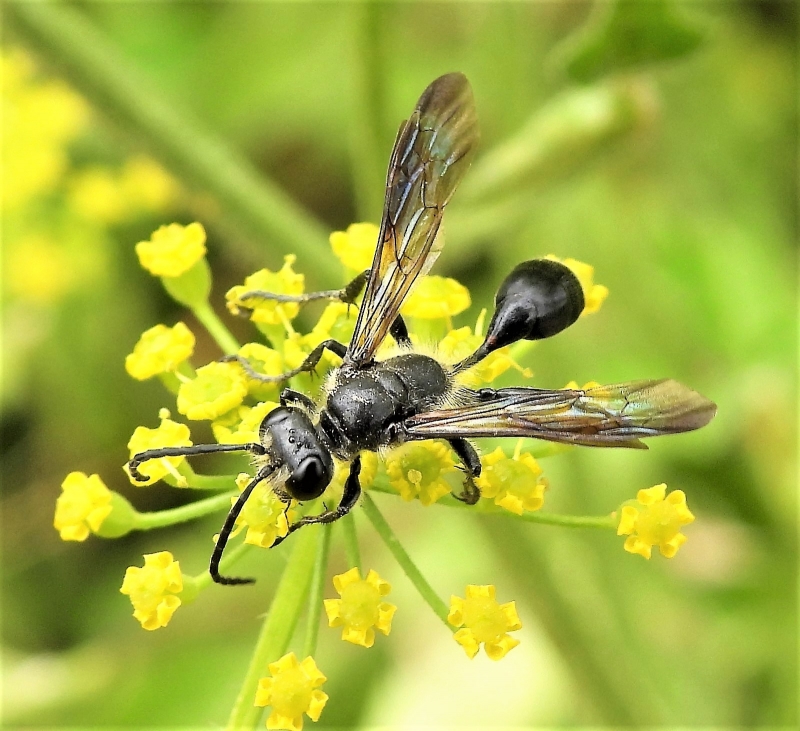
449 438 481 505
270 456 363 547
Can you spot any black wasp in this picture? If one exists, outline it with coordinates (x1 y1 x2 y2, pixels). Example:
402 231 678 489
128 73 716 585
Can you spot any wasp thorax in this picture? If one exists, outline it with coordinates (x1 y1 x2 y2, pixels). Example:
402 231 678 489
483 259 584 351
260 407 334 502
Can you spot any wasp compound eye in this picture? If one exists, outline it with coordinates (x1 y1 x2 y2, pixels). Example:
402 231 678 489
286 455 332 501
483 259 584 351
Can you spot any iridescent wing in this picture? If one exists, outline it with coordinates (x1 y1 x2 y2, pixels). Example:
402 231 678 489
345 73 479 366
403 379 716 448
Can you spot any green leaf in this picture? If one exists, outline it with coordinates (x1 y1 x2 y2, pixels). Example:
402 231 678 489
555 0 705 83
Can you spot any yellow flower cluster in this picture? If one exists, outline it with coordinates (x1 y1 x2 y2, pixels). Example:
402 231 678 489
617 484 695 559
136 222 207 278
385 440 458 506
125 322 195 381
477 446 548 515
125 411 192 486
120 552 184 630
226 255 304 326
54 472 113 541
324 568 396 648
449 584 522 660
254 653 328 731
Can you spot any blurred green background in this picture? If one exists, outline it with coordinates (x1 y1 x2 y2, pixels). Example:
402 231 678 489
2 1 796 727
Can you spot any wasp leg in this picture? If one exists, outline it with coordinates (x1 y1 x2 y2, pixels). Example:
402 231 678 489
280 388 317 412
390 315 412 346
210 463 276 585
237 269 369 311
127 442 266 483
449 438 481 505
223 339 347 384
270 456 362 547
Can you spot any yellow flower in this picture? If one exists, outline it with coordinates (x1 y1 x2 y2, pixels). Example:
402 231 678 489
254 652 328 731
125 322 195 380
617 484 695 559
53 472 113 541
120 551 183 630
226 256 304 326
329 222 378 271
68 167 127 223
120 156 179 212
385 440 458 506
229 472 291 548
135 222 207 278
402 276 471 320
235 342 284 401
438 314 532 386
282 302 356 375
324 568 396 648
448 585 522 660
125 412 192 485
544 255 608 315
177 361 248 420
476 446 547 515
213 401 279 445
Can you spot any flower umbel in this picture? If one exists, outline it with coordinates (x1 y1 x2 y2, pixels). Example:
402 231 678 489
329 222 378 271
617 484 695 559
476 445 548 515
254 652 328 731
135 222 207 278
324 568 396 648
125 322 195 381
120 551 183 630
226 255 304 326
54 472 113 541
448 585 522 660
385 440 458 506
402 275 471 320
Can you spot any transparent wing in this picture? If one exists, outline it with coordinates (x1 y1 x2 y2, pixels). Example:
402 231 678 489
403 379 716 448
345 72 479 365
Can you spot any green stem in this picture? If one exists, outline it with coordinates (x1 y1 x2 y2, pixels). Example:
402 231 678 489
365 482 617 530
302 524 332 658
341 513 361 571
181 472 239 491
360 493 450 627
192 301 240 355
6 1 337 283
226 527 319 731
134 492 236 530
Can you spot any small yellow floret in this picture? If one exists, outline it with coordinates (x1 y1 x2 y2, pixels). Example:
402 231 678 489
226 256 304 326
135 222 207 278
448 584 522 660
254 652 328 731
212 401 279 445
385 440 457 506
54 472 113 541
616 483 695 559
125 322 195 380
545 255 608 315
324 568 396 648
402 276 471 320
329 222 378 271
230 472 291 548
234 342 284 401
476 446 547 515
120 551 183 630
125 414 192 485
177 361 248 420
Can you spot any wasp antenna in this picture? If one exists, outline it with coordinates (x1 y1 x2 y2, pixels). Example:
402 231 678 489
127 442 266 484
209 464 276 585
